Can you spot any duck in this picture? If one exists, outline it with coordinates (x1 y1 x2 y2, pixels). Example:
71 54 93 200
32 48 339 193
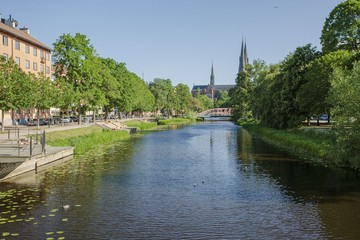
62 204 70 209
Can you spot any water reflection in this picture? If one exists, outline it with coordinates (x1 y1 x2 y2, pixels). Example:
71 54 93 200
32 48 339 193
0 122 359 239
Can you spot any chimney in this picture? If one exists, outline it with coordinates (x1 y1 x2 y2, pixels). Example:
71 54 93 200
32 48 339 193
20 27 30 34
5 15 18 28
0 13 4 24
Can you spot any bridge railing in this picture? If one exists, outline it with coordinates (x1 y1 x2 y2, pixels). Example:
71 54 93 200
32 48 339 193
198 108 233 117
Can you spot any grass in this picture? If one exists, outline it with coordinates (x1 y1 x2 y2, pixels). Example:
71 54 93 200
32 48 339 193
125 120 158 130
157 117 196 125
241 122 335 162
45 126 130 154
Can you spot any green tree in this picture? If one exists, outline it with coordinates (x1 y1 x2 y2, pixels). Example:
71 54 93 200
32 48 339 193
328 61 360 169
149 78 175 117
214 90 230 108
229 65 253 121
321 0 360 53
0 56 32 131
274 44 320 128
53 33 104 124
174 83 192 116
30 73 57 127
297 50 354 124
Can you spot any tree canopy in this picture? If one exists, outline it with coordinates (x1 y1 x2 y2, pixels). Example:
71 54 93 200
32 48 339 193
321 0 360 53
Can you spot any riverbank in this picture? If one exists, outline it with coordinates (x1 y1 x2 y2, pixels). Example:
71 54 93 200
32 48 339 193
240 122 339 167
47 118 196 154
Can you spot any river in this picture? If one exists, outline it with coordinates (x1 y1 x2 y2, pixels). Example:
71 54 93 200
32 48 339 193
1 121 360 239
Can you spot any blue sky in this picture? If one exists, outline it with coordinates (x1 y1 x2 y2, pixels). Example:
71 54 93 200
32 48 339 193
2 0 343 88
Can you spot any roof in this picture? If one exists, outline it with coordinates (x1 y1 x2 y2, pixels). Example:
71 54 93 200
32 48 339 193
214 84 234 90
192 85 208 91
0 22 51 51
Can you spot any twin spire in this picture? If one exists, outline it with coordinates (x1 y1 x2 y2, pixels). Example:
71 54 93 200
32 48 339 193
209 38 248 85
238 38 248 74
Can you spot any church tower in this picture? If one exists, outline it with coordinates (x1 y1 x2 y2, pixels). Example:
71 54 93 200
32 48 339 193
210 63 215 86
238 39 249 73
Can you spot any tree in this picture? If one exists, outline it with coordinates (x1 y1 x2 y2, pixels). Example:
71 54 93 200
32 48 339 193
297 50 354 124
53 33 104 124
328 61 360 169
0 56 32 131
174 83 192 116
30 73 57 128
149 78 176 117
321 0 360 53
275 44 320 128
229 65 253 121
214 90 230 108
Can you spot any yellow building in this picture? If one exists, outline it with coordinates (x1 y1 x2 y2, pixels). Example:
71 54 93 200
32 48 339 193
0 14 52 125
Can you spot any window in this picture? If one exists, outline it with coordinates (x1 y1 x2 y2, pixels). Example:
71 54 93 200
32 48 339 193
33 62 37 71
25 60 30 69
3 36 8 46
46 52 50 61
15 57 20 65
33 47 37 56
40 64 44 72
40 50 44 58
3 53 8 60
46 66 50 74
15 40 20 50
25 44 30 53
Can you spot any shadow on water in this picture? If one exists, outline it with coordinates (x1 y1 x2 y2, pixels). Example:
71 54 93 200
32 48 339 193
237 127 360 239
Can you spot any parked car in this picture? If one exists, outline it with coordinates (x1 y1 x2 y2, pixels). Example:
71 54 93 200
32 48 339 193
18 118 29 125
319 114 328 120
69 116 78 123
61 117 71 123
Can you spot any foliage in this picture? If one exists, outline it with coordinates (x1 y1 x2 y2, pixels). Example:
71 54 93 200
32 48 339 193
229 65 253 121
321 0 360 53
174 83 192 116
214 90 230 108
328 61 360 169
53 33 104 122
149 78 176 116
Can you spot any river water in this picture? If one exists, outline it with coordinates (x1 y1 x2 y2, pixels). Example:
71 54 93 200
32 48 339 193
1 121 360 239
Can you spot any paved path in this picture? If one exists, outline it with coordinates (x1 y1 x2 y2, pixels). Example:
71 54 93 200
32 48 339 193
0 123 95 143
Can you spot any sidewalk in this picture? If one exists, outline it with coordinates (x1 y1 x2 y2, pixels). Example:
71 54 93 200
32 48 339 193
0 123 95 143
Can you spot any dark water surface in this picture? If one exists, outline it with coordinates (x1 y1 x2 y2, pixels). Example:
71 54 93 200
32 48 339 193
1 122 360 239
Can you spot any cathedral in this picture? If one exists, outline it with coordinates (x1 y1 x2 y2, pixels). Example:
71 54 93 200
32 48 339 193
191 39 249 100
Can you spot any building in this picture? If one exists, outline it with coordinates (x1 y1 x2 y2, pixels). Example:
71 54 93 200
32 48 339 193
191 39 249 100
238 39 249 73
0 14 52 124
191 63 234 100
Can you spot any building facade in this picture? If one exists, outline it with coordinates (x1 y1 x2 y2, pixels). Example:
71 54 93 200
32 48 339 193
0 14 52 124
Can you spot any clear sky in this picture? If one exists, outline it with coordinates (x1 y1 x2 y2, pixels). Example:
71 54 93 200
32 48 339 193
1 0 343 88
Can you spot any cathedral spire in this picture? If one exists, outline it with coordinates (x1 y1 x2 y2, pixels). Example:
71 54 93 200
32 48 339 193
210 62 215 86
238 38 249 74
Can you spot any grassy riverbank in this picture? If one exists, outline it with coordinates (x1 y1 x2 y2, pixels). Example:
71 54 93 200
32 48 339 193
241 122 336 165
46 118 195 154
46 126 130 154
157 117 196 125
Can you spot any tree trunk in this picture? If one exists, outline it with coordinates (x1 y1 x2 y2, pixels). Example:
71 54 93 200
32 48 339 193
1 110 4 133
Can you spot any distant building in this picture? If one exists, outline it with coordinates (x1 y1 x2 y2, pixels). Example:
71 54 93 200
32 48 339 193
191 39 249 100
0 14 52 124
